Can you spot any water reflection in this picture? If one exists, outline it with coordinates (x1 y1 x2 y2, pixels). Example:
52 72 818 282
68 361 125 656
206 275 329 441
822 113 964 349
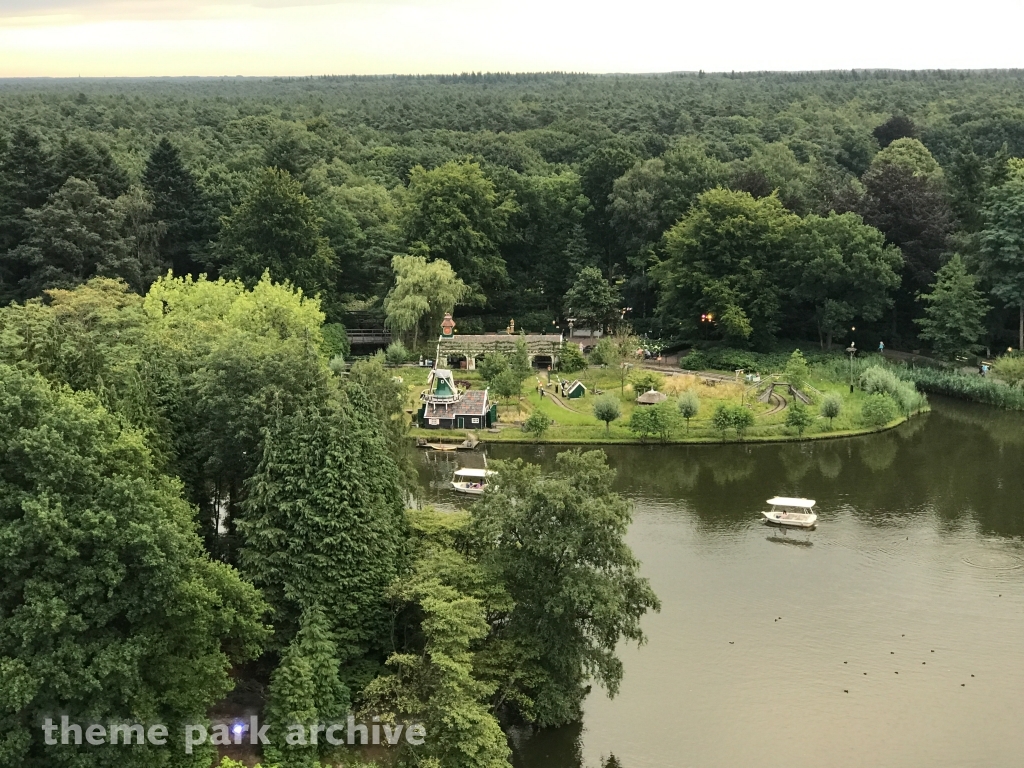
414 397 1024 768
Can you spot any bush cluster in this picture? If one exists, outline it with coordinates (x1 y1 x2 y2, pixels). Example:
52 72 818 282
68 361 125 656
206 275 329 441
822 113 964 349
860 365 926 414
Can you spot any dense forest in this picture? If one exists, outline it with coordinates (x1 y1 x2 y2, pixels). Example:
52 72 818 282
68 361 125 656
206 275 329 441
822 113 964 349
4 71 1024 768
3 70 1024 352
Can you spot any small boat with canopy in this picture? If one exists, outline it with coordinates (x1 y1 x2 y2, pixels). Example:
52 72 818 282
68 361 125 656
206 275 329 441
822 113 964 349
451 467 494 496
761 497 817 528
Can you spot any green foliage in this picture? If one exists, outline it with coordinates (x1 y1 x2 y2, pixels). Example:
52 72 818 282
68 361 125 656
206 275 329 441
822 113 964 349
478 350 510 383
860 392 900 426
897 364 1024 410
216 168 336 305
523 410 549 439
628 402 676 442
362 511 511 768
820 392 842 427
143 137 214 279
385 339 409 365
860 365 926 415
785 402 814 435
915 254 990 359
992 355 1024 387
404 160 516 299
860 138 953 298
383 253 471 348
629 369 665 394
238 388 407 654
678 390 700 432
510 335 533 383
592 396 622 433
977 165 1024 348
656 189 799 346
489 368 522 403
0 364 268 768
789 212 902 349
564 266 621 332
264 606 348 768
628 406 657 442
784 349 810 392
712 403 755 437
472 450 660 726
320 322 350 359
9 176 142 297
557 341 587 373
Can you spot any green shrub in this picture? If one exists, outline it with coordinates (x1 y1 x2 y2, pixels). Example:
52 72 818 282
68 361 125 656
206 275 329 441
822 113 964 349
385 340 409 365
678 390 700 432
593 396 622 434
712 403 754 436
992 355 1024 387
785 349 809 391
785 402 813 435
328 354 346 374
558 342 587 373
479 351 510 383
860 365 926 414
897 366 1024 410
680 349 710 370
630 369 665 393
629 406 658 441
860 393 899 427
591 337 616 366
523 410 549 439
321 322 350 358
628 402 676 442
731 405 755 435
820 393 842 428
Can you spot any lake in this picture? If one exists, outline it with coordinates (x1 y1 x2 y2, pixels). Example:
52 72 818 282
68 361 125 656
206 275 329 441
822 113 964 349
413 397 1024 768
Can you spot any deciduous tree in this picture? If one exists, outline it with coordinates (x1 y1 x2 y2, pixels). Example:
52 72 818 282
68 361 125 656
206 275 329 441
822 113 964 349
472 450 660 727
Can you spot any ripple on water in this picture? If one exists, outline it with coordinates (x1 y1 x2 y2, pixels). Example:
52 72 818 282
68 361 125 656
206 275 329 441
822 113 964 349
960 551 1024 572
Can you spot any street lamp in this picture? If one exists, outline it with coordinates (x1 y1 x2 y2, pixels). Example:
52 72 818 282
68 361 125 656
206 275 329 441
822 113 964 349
845 342 857 394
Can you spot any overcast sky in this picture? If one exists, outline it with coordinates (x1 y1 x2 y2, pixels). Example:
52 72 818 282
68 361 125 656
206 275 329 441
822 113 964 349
1 0 1023 77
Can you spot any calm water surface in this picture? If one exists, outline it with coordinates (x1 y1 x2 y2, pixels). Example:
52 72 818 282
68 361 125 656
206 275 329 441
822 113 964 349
414 397 1024 768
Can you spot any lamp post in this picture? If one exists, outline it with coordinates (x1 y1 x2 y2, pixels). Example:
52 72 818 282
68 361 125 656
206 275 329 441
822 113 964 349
845 342 857 394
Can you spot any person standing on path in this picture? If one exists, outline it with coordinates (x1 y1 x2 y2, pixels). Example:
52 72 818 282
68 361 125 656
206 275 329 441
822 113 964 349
878 340 885 355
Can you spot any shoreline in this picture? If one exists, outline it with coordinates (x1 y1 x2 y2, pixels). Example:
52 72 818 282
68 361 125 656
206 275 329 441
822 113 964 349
408 410 925 447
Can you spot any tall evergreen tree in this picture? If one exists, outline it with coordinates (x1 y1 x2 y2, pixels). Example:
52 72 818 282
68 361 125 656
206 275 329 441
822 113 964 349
56 136 130 199
10 177 137 299
238 386 407 657
0 128 59 300
915 254 990 359
142 137 215 278
264 606 348 768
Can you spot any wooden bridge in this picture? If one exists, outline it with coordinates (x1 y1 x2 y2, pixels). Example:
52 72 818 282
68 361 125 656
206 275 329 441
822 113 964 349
347 329 392 346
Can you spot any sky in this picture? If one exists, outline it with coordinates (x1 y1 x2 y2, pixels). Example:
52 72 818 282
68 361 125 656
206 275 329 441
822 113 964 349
1 0 1023 78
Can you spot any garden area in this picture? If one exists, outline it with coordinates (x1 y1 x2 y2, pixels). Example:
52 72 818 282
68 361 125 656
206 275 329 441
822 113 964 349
398 340 929 444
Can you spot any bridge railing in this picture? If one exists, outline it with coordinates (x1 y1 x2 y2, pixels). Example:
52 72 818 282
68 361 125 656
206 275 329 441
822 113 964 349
348 329 392 345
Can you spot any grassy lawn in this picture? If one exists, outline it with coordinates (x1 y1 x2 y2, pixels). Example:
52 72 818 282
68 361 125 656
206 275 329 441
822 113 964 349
403 363 924 445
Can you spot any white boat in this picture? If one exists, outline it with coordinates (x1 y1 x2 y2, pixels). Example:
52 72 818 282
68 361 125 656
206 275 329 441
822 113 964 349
451 468 494 496
761 497 817 528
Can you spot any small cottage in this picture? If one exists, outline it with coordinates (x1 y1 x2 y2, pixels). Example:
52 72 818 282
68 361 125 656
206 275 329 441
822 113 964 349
562 379 587 399
418 368 497 429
